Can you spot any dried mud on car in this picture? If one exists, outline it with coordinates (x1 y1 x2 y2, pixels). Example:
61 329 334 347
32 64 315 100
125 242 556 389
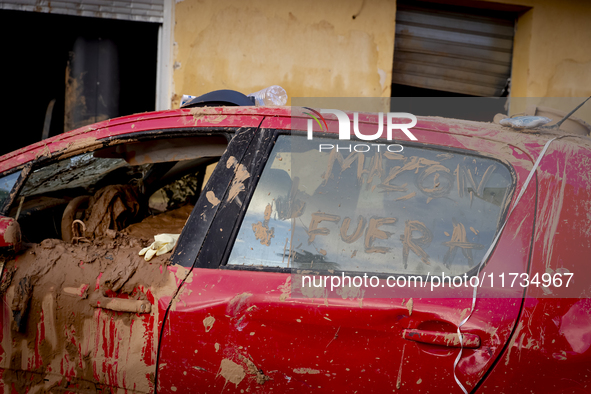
0 231 182 392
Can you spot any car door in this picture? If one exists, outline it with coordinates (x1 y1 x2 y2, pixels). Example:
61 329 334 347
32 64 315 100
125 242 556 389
156 118 535 393
0 127 237 393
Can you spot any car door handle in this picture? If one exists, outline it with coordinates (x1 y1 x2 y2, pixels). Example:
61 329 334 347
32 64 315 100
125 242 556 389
92 295 151 314
402 329 480 348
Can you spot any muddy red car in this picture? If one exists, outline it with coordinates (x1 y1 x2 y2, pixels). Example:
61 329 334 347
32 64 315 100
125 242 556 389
0 94 590 393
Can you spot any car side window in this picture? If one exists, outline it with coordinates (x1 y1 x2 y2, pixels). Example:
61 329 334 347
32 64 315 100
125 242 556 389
11 135 227 243
148 160 219 212
0 171 22 210
227 135 513 276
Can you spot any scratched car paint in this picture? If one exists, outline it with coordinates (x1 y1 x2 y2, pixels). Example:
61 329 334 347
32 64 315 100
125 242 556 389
0 105 589 393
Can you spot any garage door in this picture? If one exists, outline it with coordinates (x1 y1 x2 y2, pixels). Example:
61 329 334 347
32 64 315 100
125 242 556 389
0 0 163 22
392 3 515 96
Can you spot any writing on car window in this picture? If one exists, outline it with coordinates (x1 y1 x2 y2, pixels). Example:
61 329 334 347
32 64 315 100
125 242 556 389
227 136 513 276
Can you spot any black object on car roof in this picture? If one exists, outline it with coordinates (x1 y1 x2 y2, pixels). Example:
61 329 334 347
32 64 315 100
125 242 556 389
181 90 255 108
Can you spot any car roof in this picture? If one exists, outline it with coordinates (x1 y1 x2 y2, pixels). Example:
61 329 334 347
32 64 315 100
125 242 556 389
1 105 589 175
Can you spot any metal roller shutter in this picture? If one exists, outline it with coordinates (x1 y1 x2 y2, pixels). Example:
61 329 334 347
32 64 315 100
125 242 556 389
392 3 515 97
0 0 163 23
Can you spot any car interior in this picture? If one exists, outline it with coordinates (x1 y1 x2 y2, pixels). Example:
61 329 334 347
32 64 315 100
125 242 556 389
8 134 228 244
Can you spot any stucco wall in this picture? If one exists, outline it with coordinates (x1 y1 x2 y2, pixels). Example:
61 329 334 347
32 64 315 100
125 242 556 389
172 0 397 108
172 0 591 121
497 0 591 98
486 0 591 121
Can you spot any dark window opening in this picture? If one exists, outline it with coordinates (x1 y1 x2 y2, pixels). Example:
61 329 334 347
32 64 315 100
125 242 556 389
0 10 159 155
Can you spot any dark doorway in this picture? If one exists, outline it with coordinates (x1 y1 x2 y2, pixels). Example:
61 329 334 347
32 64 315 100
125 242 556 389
392 84 474 98
0 10 159 155
389 96 508 122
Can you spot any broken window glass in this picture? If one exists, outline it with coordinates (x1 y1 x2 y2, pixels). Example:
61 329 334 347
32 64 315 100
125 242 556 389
20 153 130 197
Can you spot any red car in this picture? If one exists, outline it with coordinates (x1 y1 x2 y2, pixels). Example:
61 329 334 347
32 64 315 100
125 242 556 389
0 91 590 393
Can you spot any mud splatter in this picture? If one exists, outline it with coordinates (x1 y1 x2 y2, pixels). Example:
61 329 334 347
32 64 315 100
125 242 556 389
206 191 220 207
505 321 524 366
226 156 238 169
241 355 270 385
299 276 326 299
203 316 215 332
293 368 320 374
278 277 291 302
189 108 228 125
459 307 471 321
227 164 251 204
336 284 363 300
405 298 413 316
252 204 274 246
218 358 245 386
396 344 406 389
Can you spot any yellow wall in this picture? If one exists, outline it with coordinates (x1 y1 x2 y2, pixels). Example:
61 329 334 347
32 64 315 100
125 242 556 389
171 0 397 108
172 0 591 120
172 0 396 108
498 0 591 98
485 0 591 121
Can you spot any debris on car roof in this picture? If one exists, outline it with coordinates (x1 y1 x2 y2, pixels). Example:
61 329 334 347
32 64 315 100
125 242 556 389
499 115 552 129
180 85 288 108
499 96 591 134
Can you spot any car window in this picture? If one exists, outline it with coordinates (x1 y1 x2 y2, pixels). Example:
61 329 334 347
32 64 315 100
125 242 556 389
0 171 22 209
148 160 219 212
227 135 513 276
20 153 129 197
10 135 227 243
